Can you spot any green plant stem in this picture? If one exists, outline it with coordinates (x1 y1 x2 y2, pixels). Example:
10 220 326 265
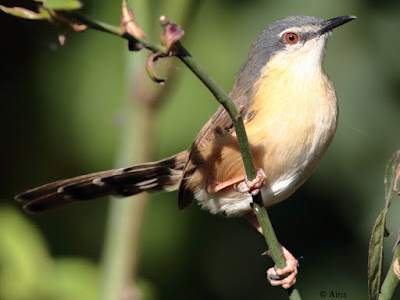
378 246 400 300
64 11 166 53
99 1 154 298
101 68 152 300
64 11 301 299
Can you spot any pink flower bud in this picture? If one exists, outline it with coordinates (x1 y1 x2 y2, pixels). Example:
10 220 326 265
160 23 184 52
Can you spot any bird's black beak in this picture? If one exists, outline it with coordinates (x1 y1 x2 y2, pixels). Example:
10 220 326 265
319 15 357 35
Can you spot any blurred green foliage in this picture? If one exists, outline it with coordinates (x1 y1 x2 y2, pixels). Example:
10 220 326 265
1 0 400 299
0 206 99 300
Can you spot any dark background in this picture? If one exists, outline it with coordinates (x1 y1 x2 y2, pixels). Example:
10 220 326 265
1 0 400 299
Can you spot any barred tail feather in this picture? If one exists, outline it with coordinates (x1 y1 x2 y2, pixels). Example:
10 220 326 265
16 151 188 213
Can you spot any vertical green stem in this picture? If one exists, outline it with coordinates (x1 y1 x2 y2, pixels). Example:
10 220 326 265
378 246 400 300
100 74 151 299
100 1 152 297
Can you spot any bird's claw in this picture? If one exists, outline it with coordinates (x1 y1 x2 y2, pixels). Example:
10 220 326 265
234 168 266 196
266 246 298 289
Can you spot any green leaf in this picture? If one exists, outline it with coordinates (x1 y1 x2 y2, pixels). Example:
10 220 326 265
0 5 48 20
38 6 52 19
42 0 82 10
368 208 388 300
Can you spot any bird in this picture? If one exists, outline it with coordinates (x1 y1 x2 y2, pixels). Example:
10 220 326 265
15 15 356 289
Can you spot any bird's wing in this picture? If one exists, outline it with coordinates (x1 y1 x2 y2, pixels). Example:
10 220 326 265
178 95 255 210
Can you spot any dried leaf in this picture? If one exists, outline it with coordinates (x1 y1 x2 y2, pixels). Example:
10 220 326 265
394 258 400 280
0 5 48 20
121 0 146 43
146 53 165 84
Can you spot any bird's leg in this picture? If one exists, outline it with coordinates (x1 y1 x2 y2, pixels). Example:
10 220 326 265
207 175 245 194
245 212 298 289
234 168 267 196
207 168 266 194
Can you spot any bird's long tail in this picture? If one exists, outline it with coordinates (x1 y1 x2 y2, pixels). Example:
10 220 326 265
16 151 188 213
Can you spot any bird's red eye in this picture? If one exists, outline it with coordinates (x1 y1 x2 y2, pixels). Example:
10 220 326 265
284 32 299 44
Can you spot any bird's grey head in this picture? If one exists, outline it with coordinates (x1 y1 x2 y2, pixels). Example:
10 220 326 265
249 15 355 62
231 15 356 99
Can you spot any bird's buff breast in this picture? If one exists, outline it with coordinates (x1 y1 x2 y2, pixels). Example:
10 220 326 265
195 63 338 217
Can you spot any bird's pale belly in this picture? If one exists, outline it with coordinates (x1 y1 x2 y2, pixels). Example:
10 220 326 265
260 140 323 206
196 106 337 216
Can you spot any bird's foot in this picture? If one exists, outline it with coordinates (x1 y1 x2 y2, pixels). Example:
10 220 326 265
266 245 298 289
234 168 266 196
